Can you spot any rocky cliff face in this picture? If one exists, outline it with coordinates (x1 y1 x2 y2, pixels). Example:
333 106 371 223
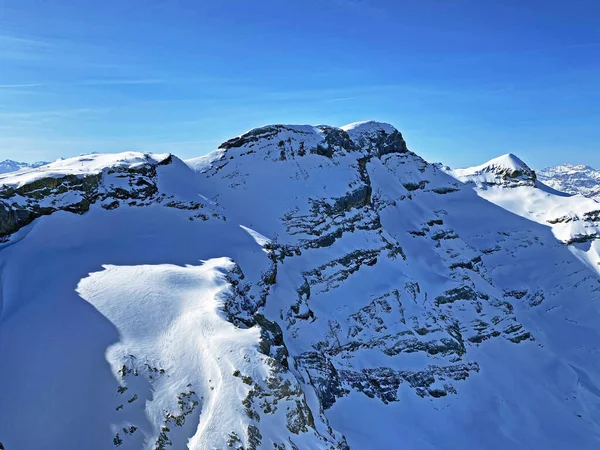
1 123 600 450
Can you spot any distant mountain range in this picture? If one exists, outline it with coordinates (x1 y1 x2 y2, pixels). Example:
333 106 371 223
538 163 600 199
3 157 599 200
0 159 49 174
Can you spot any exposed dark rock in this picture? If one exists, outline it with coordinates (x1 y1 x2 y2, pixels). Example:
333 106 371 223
295 352 348 410
350 127 409 158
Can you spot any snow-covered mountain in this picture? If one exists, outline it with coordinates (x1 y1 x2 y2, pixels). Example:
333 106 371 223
451 153 537 188
2 125 600 450
538 163 600 200
449 153 600 271
449 154 600 273
0 159 49 174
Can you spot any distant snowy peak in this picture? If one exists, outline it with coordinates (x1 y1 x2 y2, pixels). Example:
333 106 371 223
0 159 49 175
546 163 596 173
451 153 537 188
538 163 600 199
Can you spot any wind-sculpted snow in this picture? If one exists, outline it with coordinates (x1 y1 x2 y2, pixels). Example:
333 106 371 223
1 123 600 450
77 259 343 449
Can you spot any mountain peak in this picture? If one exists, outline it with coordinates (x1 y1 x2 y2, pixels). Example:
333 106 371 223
218 124 322 150
340 120 398 135
214 121 408 162
451 153 536 187
485 153 530 171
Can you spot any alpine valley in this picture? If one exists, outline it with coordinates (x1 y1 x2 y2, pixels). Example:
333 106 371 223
1 122 600 450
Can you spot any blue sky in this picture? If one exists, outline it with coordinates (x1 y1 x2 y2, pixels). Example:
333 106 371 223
0 0 599 169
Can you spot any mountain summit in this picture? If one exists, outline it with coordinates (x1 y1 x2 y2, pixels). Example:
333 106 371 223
1 123 600 450
451 153 537 187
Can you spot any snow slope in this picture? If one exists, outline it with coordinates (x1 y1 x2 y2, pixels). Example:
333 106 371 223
538 163 600 200
2 125 600 450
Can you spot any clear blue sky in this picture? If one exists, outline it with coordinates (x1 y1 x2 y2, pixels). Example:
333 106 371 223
1 0 599 169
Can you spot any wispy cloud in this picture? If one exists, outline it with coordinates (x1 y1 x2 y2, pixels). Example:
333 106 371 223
79 78 167 86
333 0 370 9
563 41 600 50
484 85 515 95
0 34 53 49
0 32 144 71
325 96 359 103
0 33 56 61
0 107 110 120
329 0 385 17
0 83 44 89
0 79 168 90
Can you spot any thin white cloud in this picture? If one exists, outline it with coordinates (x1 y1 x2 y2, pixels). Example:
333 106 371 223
484 86 515 95
333 0 370 8
564 42 600 50
79 79 166 86
0 34 53 49
0 83 44 88
0 108 110 120
0 33 56 61
330 0 384 17
325 96 359 103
